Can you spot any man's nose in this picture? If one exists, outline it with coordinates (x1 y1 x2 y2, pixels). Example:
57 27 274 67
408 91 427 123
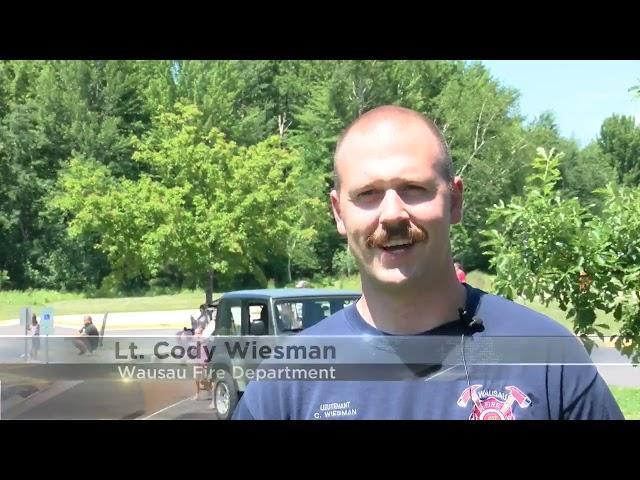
378 189 410 227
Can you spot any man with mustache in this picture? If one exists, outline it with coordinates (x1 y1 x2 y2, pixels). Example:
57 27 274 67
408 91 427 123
232 105 623 420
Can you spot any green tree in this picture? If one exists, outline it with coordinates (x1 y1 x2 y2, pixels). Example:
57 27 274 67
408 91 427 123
3 60 609 295
0 269 9 289
0 63 58 288
0 61 163 290
332 244 358 277
482 148 589 306
560 142 616 208
588 184 640 359
52 103 325 291
598 114 640 186
432 61 525 270
483 147 640 361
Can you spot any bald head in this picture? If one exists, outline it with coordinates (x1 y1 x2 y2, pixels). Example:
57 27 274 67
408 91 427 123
333 106 452 190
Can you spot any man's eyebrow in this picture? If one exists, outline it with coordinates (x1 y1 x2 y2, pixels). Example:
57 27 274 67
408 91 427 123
349 177 438 190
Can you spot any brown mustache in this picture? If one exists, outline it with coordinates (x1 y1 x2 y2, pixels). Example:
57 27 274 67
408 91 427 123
366 223 427 249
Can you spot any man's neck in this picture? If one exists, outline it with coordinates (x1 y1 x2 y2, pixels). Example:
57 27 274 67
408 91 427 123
357 272 467 334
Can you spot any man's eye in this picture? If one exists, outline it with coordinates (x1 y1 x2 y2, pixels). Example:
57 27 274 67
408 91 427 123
358 190 376 198
401 185 431 197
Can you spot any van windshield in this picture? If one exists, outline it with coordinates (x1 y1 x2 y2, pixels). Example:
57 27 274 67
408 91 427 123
274 297 358 332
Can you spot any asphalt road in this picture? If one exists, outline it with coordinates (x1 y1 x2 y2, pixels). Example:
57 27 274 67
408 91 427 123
1 321 217 420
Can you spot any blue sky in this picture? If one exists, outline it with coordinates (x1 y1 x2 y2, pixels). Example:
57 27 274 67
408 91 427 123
480 61 640 147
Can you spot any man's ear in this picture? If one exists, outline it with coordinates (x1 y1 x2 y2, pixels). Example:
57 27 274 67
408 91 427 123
330 190 347 236
450 176 464 225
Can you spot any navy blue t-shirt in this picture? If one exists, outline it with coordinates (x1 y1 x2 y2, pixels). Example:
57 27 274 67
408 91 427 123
232 285 624 420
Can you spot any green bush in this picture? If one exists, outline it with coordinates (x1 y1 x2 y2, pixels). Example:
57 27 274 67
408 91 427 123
482 147 640 361
331 245 358 277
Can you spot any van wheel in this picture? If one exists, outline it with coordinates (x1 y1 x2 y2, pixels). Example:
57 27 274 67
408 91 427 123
214 371 238 420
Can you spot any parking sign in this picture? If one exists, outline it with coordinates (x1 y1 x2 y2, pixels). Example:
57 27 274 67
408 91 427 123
41 308 54 334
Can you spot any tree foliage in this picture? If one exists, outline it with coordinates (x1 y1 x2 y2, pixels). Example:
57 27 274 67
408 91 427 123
51 103 325 292
1 60 635 299
483 148 640 361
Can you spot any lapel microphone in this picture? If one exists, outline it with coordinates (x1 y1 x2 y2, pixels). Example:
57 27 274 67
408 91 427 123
458 308 484 332
459 305 485 419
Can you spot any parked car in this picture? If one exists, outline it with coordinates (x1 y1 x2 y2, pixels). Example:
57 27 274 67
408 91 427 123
201 288 360 419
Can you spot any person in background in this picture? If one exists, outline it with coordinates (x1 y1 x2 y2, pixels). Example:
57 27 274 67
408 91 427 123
29 313 40 360
454 261 466 283
72 315 100 355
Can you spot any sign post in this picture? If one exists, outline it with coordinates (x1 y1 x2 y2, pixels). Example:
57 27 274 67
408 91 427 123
41 308 54 364
19 307 31 360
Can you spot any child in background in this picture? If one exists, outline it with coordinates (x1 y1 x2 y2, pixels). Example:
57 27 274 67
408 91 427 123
29 313 40 360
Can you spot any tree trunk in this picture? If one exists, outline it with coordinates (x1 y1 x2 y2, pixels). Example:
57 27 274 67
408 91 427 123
277 113 291 139
206 269 214 305
286 238 296 284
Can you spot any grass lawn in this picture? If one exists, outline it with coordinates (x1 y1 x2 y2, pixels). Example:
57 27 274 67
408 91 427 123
0 270 620 336
465 270 619 336
609 386 640 420
334 275 362 291
332 271 619 335
0 290 209 322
